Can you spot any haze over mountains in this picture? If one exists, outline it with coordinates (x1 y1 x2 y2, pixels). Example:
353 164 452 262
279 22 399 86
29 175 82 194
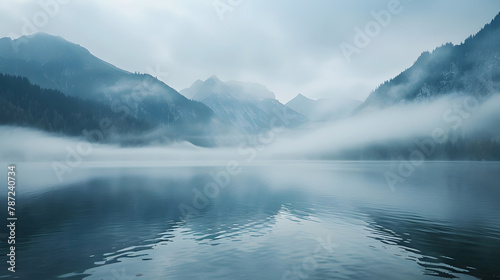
286 94 361 122
1 12 499 160
0 33 233 146
181 76 307 134
358 12 500 112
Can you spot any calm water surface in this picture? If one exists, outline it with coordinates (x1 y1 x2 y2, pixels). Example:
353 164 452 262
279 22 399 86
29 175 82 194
1 161 499 279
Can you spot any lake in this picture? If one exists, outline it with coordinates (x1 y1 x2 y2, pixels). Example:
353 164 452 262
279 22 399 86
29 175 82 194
1 161 499 279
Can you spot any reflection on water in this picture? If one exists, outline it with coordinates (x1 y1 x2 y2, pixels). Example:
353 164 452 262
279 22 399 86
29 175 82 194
367 210 500 279
0 161 499 279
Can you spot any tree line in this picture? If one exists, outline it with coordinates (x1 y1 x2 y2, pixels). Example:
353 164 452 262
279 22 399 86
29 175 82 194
0 73 152 138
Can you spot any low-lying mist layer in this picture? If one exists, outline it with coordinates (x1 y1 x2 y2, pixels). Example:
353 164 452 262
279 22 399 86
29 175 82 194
1 94 499 164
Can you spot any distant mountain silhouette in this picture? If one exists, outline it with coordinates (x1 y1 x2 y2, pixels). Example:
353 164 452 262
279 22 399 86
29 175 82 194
358 12 500 111
286 93 361 122
0 33 235 146
181 76 307 134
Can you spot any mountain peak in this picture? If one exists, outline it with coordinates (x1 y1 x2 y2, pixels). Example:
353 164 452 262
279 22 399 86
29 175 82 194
225 80 275 100
17 32 80 49
25 32 63 40
286 93 316 107
206 75 222 83
293 93 314 101
1 32 59 41
0 32 94 64
0 32 130 76
181 78 305 134
358 12 500 111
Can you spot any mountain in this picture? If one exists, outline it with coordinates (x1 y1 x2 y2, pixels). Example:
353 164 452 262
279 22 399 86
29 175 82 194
0 33 234 145
181 76 307 134
286 93 361 122
358 12 500 111
0 73 151 139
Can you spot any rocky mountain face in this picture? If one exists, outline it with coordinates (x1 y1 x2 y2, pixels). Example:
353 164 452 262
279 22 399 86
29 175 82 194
181 76 307 134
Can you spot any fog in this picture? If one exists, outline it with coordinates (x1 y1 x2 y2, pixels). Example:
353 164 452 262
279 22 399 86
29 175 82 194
1 94 499 165
268 94 500 158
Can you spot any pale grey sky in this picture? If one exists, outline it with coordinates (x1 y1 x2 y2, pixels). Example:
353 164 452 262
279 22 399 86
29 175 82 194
1 0 499 102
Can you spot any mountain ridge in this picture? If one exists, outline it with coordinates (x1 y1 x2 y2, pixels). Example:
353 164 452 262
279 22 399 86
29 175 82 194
181 77 306 134
358 12 500 112
0 33 236 146
286 93 361 122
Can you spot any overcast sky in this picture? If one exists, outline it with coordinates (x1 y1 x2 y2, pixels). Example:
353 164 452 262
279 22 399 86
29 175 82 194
1 0 499 102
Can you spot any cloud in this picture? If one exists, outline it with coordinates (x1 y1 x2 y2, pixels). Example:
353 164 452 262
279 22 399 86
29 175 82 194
0 0 499 102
